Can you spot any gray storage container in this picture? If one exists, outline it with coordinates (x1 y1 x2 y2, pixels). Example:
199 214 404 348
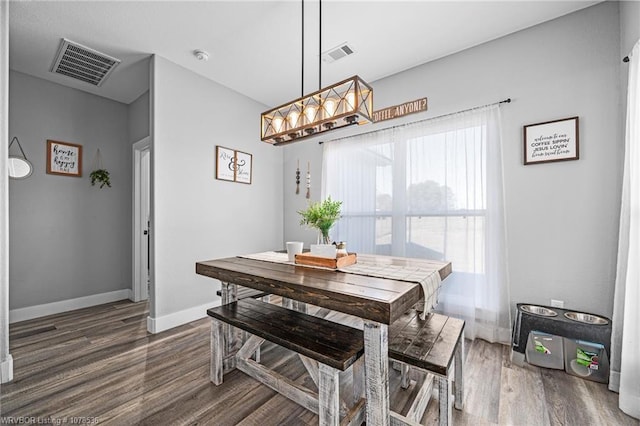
563 338 609 383
525 331 564 369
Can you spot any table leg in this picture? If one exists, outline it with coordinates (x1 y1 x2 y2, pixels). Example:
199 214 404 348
454 333 464 410
363 320 390 425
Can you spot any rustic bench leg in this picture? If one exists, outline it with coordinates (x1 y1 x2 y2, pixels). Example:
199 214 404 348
454 335 464 410
220 282 239 372
400 363 410 389
352 356 365 406
438 374 453 426
364 321 390 426
318 363 340 426
210 318 224 385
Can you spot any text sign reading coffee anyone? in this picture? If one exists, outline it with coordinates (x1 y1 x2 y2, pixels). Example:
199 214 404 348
372 98 428 123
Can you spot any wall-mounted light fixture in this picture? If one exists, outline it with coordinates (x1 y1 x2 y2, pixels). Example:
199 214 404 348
260 0 373 146
8 136 33 179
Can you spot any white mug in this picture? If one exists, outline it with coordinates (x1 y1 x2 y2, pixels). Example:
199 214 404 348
286 241 304 262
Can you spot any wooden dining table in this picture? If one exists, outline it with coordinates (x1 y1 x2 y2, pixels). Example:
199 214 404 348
196 253 451 425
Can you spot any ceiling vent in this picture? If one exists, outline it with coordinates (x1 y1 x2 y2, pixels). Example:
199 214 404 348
51 38 121 87
321 43 355 63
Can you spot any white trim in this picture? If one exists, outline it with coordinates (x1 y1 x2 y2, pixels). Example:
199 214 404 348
609 369 621 393
0 354 12 384
9 289 130 323
1 0 12 389
132 137 151 303
146 300 219 334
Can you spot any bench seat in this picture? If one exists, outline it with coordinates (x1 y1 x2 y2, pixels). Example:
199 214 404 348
207 297 363 371
388 310 465 426
208 297 366 425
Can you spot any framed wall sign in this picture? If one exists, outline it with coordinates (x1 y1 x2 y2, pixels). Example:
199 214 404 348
234 150 253 184
215 146 236 181
46 140 83 177
216 146 253 184
524 116 579 165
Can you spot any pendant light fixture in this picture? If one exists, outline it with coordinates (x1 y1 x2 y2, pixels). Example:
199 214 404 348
260 0 373 146
8 136 33 179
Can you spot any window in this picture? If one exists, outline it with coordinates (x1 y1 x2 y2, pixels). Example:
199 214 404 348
323 106 511 343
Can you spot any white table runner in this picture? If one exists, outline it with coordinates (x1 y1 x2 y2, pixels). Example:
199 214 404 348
238 251 441 319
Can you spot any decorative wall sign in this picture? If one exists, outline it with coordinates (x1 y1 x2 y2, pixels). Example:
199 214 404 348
234 150 253 184
46 140 82 177
524 116 579 165
216 146 253 184
372 98 428 123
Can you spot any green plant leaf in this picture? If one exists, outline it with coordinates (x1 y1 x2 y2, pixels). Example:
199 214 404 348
90 169 111 189
297 196 342 237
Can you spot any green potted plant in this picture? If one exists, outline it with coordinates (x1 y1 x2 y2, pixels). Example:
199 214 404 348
89 148 111 189
298 196 342 245
90 168 111 188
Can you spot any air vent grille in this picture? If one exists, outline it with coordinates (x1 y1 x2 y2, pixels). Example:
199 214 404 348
51 39 121 86
322 43 355 63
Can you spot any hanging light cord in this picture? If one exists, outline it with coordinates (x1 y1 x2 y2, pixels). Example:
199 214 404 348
318 0 322 90
8 136 28 160
301 0 304 97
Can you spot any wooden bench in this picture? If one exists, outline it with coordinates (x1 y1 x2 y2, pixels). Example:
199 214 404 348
388 310 465 426
207 297 366 426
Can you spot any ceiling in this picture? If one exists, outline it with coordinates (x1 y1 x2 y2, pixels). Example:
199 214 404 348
9 0 601 107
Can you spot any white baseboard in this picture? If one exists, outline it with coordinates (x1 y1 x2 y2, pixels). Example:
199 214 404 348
609 369 620 392
0 354 13 383
147 300 220 334
9 289 131 323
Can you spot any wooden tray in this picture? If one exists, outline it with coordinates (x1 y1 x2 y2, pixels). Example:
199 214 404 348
294 252 357 269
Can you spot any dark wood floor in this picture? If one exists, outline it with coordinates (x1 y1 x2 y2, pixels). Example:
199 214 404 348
0 300 637 425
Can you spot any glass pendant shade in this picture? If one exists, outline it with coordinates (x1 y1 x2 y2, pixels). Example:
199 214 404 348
261 75 373 145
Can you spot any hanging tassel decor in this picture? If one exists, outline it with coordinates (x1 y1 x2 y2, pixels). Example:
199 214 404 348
296 159 300 194
306 161 311 199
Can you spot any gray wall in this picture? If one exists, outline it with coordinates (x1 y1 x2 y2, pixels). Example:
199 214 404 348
8 71 131 309
150 56 283 330
128 90 150 143
620 1 640 56
284 2 622 318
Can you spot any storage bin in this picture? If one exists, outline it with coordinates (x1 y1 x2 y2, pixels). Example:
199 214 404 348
525 331 564 369
563 338 609 383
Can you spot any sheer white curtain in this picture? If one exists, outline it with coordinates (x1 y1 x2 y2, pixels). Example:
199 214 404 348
322 105 511 343
610 40 640 419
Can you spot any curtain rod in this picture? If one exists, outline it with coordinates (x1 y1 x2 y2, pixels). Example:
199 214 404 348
319 97 511 144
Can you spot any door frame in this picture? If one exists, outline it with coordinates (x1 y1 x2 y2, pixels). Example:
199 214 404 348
132 137 151 302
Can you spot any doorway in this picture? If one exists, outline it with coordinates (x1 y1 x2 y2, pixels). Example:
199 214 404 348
133 137 151 302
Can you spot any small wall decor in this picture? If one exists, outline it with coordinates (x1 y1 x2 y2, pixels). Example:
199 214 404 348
295 159 300 195
216 146 253 184
524 116 579 165
89 148 111 189
46 140 82 177
306 161 311 199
